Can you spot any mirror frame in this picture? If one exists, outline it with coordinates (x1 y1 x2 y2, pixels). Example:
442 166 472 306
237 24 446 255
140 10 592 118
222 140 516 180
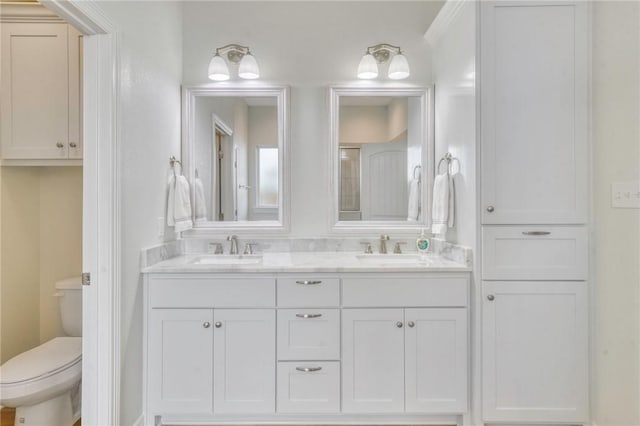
181 85 290 235
329 86 434 234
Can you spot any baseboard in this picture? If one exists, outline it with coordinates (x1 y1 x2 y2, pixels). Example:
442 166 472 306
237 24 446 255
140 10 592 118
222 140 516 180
132 413 144 426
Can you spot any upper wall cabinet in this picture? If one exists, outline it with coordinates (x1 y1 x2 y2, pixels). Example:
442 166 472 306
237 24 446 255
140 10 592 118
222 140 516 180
480 2 588 224
1 23 82 163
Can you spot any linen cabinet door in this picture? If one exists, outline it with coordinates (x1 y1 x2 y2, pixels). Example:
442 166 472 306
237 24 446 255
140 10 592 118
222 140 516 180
480 1 588 224
342 309 404 413
213 309 276 414
1 23 70 159
405 308 467 413
482 282 588 423
147 309 214 414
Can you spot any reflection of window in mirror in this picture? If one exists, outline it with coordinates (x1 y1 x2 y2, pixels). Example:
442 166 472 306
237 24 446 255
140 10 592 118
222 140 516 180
257 146 278 207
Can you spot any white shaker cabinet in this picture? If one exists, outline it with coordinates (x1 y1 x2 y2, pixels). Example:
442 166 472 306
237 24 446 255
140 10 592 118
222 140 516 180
213 309 276 414
482 281 589 423
342 307 468 414
0 23 82 161
480 1 588 224
147 309 214 414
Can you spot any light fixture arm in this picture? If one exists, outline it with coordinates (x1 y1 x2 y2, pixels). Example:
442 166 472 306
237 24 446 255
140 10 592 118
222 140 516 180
215 44 251 64
366 43 402 64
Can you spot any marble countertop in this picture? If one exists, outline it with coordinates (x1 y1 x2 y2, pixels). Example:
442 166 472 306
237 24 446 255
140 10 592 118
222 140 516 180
142 251 471 274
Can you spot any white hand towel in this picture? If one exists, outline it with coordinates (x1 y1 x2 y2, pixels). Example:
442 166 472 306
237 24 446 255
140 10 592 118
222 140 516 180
167 174 193 233
431 172 455 234
407 178 421 221
194 177 207 222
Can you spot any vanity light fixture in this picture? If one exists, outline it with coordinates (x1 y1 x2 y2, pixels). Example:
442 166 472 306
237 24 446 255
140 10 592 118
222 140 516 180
208 44 260 81
357 43 410 80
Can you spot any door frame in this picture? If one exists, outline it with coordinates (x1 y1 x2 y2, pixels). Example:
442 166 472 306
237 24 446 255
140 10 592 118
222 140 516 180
40 1 120 425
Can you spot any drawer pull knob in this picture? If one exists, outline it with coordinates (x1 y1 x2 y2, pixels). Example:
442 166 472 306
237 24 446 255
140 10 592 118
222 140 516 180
487 294 495 301
396 321 403 328
296 366 322 372
296 280 322 285
407 321 415 328
522 231 551 236
56 142 64 148
486 206 494 213
69 142 77 148
215 321 222 328
296 313 322 319
203 322 211 328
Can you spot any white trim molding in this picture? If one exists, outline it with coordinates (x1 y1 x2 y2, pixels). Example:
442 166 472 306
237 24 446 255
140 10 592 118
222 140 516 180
424 0 471 47
38 1 122 426
0 2 64 23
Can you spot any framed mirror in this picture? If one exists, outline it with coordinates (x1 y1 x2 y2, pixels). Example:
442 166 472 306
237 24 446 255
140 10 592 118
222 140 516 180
329 86 433 232
182 85 289 232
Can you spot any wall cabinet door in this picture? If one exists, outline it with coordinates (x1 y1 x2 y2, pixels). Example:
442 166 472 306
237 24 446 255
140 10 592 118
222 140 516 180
405 308 467 413
147 308 214 414
213 309 276 414
0 23 81 161
482 281 588 423
480 1 588 224
342 309 405 413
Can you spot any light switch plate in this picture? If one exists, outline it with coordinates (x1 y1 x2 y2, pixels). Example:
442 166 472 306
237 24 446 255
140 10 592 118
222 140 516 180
612 181 640 208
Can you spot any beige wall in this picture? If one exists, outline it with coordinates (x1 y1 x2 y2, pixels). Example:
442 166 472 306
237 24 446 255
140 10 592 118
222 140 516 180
0 166 82 363
339 106 388 144
592 2 640 425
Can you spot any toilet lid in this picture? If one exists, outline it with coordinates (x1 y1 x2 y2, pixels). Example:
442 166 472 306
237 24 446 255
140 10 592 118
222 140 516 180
0 337 81 384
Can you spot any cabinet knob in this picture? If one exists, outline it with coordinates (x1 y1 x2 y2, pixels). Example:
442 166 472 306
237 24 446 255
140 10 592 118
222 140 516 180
203 322 211 328
396 321 403 328
407 321 415 328
69 142 77 148
56 142 64 148
487 294 495 301
486 206 495 213
215 321 222 328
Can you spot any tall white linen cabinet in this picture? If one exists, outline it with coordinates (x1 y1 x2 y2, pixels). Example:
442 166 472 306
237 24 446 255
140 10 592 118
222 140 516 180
478 1 590 424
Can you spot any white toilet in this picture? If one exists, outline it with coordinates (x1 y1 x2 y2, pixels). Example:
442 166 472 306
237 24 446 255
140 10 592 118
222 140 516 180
0 277 82 426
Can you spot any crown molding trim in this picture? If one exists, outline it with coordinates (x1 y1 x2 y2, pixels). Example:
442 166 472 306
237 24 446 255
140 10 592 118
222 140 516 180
424 0 470 47
0 2 64 23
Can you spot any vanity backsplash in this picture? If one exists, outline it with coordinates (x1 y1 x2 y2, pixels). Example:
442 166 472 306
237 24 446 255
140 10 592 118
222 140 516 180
140 237 472 269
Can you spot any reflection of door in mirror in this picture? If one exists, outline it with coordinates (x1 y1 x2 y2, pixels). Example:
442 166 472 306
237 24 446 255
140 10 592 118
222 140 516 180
338 96 420 221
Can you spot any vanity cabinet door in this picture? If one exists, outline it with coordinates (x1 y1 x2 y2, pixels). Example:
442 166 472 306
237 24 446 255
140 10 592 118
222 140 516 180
342 309 405 413
405 308 467 413
480 1 588 224
213 309 276 414
482 282 588 423
147 309 214 414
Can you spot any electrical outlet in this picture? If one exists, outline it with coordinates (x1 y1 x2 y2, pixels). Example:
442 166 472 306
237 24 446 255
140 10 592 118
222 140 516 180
612 181 640 208
157 217 165 237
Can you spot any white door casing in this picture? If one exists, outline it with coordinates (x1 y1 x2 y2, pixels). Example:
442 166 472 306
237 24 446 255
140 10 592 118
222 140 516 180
39 1 120 425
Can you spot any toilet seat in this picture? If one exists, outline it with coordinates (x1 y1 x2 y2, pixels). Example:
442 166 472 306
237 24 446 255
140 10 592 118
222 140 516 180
0 337 82 407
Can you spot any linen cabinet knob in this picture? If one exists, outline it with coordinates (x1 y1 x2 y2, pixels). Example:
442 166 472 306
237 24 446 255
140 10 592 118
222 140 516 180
396 321 403 328
486 206 495 213
215 321 222 328
487 294 495 301
203 322 211 328
56 142 64 148
407 321 415 328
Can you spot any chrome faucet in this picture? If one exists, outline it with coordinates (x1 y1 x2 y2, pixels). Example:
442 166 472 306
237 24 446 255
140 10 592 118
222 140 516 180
379 235 390 254
227 235 238 255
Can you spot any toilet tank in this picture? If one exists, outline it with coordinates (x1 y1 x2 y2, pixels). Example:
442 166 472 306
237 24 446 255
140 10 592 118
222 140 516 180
56 277 83 337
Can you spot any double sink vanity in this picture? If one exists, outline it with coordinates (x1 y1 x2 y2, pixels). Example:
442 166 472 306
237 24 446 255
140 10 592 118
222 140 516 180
141 239 471 426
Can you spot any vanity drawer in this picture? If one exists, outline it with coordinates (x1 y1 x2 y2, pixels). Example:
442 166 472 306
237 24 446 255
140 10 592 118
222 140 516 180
482 226 587 280
148 277 276 308
342 276 468 307
277 278 340 307
277 361 340 413
277 309 340 360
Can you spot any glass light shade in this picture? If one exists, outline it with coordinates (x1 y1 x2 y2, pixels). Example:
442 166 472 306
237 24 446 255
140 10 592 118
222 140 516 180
357 54 378 79
208 54 230 81
238 53 260 79
388 53 410 80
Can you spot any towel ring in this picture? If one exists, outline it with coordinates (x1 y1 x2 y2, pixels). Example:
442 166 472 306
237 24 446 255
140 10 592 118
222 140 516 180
413 165 422 182
437 152 460 175
169 156 183 176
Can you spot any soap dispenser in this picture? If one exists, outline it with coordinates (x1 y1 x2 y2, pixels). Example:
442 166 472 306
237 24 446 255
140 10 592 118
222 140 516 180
416 228 430 254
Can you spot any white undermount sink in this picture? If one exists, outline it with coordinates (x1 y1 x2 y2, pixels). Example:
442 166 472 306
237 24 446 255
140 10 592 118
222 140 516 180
190 254 263 265
356 253 428 265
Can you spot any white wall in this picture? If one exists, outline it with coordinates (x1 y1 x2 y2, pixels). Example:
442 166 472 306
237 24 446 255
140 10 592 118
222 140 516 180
430 2 476 248
91 2 183 425
182 1 443 236
592 2 640 425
